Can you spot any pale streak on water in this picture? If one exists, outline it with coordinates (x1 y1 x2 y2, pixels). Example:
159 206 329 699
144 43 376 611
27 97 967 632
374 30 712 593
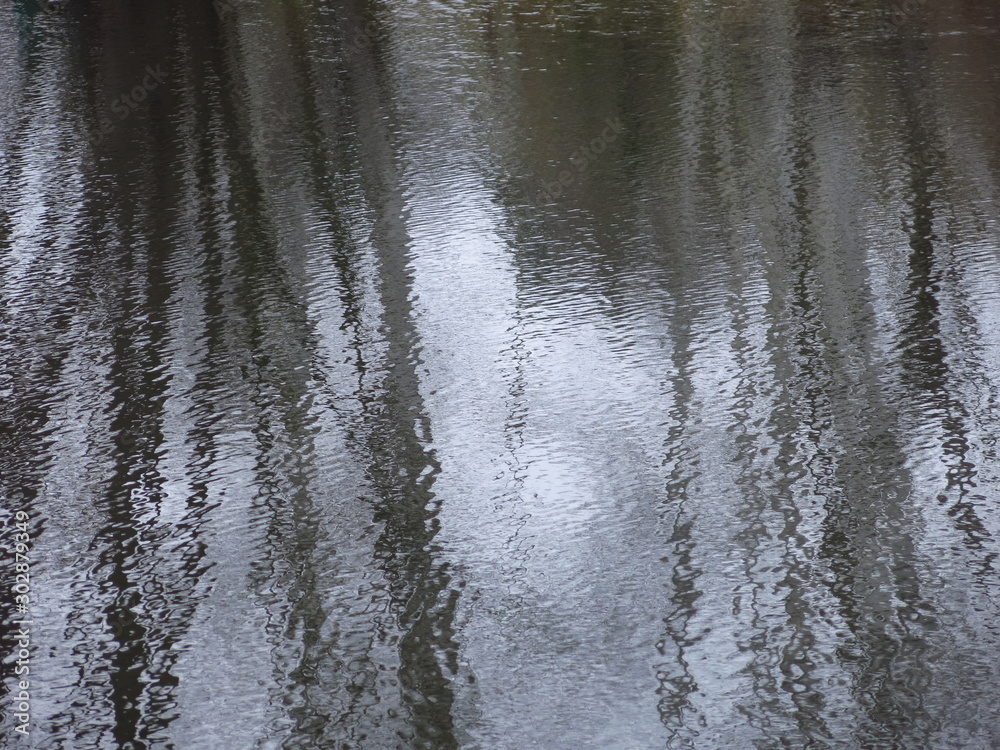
2 0 1000 748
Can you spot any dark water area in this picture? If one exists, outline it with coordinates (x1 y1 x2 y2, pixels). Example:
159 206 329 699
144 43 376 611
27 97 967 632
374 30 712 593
3 0 1000 747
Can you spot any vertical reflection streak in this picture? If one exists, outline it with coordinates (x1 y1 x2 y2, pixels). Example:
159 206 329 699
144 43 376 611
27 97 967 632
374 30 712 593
343 8 461 745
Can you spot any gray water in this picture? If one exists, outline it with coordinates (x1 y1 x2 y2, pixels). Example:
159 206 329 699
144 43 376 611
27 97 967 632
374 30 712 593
3 1 1000 748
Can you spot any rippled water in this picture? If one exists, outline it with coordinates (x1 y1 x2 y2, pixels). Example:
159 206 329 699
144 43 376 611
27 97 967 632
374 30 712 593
3 1 1000 748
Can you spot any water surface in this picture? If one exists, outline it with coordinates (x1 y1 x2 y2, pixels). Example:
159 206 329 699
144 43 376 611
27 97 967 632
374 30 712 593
3 1 1000 748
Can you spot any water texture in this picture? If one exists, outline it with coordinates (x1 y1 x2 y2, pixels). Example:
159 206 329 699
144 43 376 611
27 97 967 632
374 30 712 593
2 1 1000 748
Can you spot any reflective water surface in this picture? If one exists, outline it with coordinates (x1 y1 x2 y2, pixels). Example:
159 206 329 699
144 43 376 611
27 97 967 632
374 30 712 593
3 0 1000 747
